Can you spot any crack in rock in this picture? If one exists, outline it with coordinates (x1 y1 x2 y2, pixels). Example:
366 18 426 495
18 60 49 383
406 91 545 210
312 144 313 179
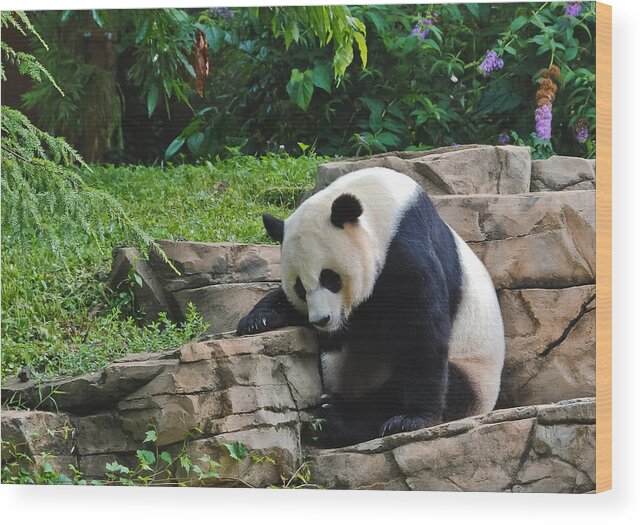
539 293 595 357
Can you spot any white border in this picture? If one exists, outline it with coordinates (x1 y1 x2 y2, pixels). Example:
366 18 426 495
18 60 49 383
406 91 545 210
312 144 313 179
1 0 641 523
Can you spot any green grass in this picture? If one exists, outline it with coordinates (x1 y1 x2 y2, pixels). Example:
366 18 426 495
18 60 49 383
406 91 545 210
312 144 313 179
1 153 322 380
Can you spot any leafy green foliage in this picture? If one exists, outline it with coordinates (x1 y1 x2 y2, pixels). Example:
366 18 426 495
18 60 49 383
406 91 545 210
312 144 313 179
14 4 596 161
152 3 595 160
0 12 58 89
287 68 315 111
263 5 367 78
1 11 155 257
1 107 154 257
19 12 123 159
20 6 366 161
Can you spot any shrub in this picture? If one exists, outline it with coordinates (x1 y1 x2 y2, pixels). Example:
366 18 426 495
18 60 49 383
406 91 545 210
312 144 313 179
20 3 597 161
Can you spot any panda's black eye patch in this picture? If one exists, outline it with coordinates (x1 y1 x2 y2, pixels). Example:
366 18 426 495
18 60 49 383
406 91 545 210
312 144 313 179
320 269 342 293
294 277 307 301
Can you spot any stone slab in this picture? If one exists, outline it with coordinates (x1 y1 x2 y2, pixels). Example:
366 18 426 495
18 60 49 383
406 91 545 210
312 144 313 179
530 156 596 192
174 282 280 335
434 190 595 289
316 145 531 195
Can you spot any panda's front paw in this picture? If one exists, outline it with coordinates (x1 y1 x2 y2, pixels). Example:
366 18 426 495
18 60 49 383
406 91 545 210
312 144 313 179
379 415 439 437
236 308 285 336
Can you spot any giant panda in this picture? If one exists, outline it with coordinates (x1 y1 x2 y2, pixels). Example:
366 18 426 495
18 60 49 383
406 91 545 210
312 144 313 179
236 167 505 447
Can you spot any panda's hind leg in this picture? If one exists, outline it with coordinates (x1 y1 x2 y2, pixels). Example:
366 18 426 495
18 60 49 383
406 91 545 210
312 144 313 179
320 395 384 448
443 361 478 422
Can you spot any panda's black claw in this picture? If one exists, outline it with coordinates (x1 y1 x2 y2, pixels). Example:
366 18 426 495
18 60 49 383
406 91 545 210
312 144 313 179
379 415 437 437
320 394 332 402
321 403 331 410
236 308 286 336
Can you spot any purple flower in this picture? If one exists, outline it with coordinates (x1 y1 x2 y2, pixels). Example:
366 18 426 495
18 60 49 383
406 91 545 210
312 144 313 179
498 132 511 145
535 104 553 140
564 2 582 18
212 7 234 20
575 120 590 143
411 18 433 40
479 50 505 77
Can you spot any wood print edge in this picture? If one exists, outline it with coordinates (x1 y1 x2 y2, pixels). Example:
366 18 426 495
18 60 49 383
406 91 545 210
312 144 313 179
595 0 612 494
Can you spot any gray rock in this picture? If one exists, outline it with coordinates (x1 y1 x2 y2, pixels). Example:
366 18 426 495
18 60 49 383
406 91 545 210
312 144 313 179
497 285 596 408
316 145 531 195
536 398 596 425
0 356 178 413
105 242 282 328
107 247 174 323
394 418 534 491
150 240 281 291
316 145 492 189
76 413 139 454
434 191 596 289
1 327 322 484
182 426 302 487
308 398 596 492
514 421 595 493
531 156 596 192
174 281 280 335
1 410 76 459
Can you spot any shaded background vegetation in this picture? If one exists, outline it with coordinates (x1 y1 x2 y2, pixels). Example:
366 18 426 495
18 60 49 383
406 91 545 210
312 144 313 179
4 3 596 163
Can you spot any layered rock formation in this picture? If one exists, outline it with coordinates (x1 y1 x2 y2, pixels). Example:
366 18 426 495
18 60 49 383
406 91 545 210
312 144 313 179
2 328 320 484
308 397 596 492
1 145 597 491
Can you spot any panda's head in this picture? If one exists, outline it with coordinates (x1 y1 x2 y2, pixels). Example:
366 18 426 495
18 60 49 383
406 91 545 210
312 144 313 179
263 192 381 333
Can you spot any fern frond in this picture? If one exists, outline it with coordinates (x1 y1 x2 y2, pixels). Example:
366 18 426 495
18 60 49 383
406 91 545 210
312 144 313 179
1 107 164 264
8 10 49 50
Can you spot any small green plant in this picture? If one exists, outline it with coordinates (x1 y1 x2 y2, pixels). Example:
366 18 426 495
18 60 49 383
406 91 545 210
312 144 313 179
100 428 220 487
308 418 325 443
271 461 318 489
2 425 321 488
1 444 76 485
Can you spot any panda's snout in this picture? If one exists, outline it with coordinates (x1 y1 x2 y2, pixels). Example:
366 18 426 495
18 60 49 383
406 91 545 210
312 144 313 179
310 315 331 328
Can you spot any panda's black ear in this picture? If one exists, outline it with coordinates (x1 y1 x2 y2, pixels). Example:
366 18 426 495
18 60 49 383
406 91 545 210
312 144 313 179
263 213 284 243
331 194 363 229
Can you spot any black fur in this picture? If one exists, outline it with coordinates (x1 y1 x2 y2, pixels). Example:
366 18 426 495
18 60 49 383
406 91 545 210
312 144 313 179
263 213 284 243
330 193 363 228
443 362 477 422
236 286 306 336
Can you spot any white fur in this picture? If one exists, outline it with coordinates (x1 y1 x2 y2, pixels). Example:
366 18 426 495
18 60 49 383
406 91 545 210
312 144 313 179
447 226 505 413
281 168 418 331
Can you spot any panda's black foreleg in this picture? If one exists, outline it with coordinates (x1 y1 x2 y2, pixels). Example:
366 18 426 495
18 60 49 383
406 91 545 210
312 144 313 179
379 350 450 437
236 286 307 336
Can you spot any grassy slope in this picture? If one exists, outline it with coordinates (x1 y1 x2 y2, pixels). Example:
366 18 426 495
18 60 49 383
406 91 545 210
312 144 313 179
1 154 322 380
